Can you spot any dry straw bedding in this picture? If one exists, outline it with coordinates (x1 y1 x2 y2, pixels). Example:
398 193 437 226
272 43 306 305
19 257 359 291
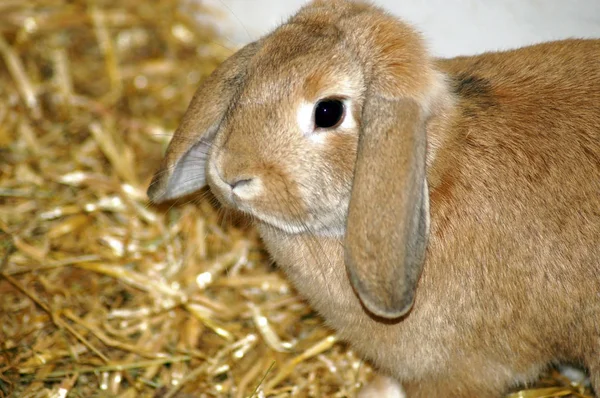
0 0 592 397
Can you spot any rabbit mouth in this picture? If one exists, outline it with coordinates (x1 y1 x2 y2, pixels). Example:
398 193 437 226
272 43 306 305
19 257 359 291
211 187 346 237
210 182 346 237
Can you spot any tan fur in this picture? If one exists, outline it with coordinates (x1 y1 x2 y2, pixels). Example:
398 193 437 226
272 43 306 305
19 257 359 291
147 1 600 396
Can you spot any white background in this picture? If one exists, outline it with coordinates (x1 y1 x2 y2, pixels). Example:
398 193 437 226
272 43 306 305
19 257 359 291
205 0 600 57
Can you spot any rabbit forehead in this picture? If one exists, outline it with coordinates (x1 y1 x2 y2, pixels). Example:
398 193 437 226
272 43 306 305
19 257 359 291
239 55 363 106
235 12 365 96
256 17 343 66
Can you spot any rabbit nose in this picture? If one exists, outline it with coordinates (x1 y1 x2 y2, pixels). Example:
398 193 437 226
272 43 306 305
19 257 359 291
229 177 252 190
228 176 261 199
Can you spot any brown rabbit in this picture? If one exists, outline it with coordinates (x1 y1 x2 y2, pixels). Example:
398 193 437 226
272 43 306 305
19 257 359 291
147 0 600 396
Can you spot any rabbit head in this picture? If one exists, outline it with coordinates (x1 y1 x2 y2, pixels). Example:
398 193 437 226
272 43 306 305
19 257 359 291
147 0 448 319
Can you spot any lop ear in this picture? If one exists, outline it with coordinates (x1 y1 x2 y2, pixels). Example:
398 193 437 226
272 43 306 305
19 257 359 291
147 42 258 204
345 95 430 319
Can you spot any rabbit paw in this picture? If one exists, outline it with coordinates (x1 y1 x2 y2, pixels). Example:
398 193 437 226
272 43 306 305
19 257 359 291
358 375 406 398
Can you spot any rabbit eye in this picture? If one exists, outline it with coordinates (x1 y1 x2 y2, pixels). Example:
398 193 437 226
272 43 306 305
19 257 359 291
314 99 345 129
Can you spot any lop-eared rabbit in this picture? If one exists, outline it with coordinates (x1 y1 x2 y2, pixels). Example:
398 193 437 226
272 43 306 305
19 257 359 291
148 1 600 396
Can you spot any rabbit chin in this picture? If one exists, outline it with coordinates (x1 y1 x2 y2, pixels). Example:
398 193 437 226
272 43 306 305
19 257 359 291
244 206 347 238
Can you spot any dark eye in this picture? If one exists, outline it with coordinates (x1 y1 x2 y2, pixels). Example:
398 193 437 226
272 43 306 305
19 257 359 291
314 99 345 129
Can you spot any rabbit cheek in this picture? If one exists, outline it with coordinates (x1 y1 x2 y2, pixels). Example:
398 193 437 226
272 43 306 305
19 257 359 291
322 132 359 198
252 165 314 232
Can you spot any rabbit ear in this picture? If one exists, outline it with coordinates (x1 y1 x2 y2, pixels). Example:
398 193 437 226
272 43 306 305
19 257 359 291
147 42 258 204
339 4 437 319
345 94 430 319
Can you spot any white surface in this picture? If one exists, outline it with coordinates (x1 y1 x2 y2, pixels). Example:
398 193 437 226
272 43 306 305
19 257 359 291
205 0 600 57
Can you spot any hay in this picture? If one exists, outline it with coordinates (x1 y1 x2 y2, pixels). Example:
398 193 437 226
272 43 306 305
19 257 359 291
0 0 592 397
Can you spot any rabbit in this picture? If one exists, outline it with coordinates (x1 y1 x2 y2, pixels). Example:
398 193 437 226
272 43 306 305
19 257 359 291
147 0 600 396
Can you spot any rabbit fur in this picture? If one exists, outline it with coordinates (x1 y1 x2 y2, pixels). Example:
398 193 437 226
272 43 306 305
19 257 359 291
147 1 600 396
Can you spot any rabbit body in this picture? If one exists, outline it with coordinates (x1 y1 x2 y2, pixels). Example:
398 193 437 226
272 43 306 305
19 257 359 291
260 39 600 397
147 1 600 396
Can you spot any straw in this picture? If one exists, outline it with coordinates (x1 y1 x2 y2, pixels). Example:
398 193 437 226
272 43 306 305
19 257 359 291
0 0 591 396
